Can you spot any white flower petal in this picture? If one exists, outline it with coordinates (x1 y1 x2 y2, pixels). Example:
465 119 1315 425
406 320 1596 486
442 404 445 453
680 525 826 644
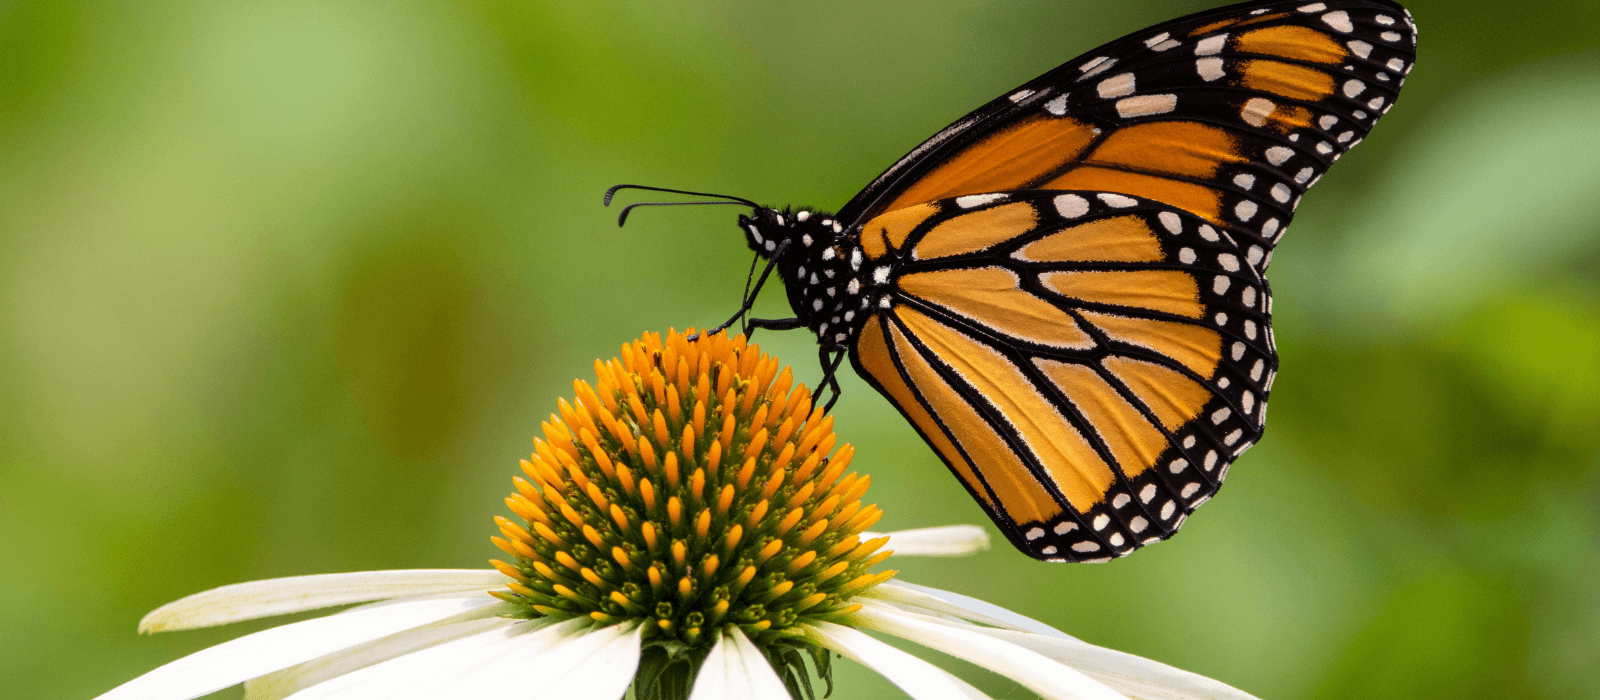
245 615 511 700
141 570 508 632
96 595 510 700
967 627 1260 700
853 600 1128 700
805 621 990 700
689 626 792 700
861 525 990 557
866 580 1078 640
531 622 644 700
280 618 587 699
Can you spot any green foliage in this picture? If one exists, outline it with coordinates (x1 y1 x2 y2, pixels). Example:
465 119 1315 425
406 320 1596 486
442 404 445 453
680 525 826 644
2 1 1597 699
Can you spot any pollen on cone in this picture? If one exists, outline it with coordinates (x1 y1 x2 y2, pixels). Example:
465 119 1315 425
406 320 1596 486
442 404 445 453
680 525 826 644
491 329 894 650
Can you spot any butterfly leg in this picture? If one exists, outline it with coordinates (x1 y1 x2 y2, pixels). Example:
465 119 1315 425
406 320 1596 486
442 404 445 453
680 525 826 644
816 347 847 412
697 240 790 340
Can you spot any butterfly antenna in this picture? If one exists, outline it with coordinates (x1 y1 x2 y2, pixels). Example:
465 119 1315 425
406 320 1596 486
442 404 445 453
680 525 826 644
613 200 753 227
605 184 761 209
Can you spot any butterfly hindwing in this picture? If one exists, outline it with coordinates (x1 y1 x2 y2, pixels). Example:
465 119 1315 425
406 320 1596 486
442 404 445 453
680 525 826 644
849 191 1276 561
836 0 1417 273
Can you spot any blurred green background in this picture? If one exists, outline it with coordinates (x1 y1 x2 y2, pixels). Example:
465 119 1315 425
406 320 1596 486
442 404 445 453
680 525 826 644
3 0 1597 698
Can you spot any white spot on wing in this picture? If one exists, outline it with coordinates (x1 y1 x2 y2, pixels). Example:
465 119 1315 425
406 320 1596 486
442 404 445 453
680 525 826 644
1234 173 1256 190
1097 73 1136 99
956 193 1007 209
1054 194 1090 218
1044 94 1069 116
1116 94 1177 118
1241 97 1275 126
1098 193 1138 208
1197 57 1226 82
1266 146 1293 165
1271 183 1291 202
1081 57 1116 79
1234 200 1258 222
1195 34 1228 56
1009 89 1035 102
1322 10 1353 33
1218 253 1241 272
1343 79 1366 97
1158 211 1182 234
1348 40 1373 58
1143 32 1170 47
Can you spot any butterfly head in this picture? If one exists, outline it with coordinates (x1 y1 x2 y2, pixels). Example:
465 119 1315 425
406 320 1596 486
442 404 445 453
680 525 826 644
738 206 846 262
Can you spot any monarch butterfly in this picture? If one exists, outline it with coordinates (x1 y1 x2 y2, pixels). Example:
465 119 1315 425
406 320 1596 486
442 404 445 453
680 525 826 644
607 0 1416 562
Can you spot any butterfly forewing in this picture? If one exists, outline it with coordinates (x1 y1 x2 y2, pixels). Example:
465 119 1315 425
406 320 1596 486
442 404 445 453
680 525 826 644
836 0 1416 274
849 191 1276 561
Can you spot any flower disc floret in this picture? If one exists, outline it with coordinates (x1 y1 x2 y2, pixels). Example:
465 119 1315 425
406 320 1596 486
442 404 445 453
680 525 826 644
490 330 894 654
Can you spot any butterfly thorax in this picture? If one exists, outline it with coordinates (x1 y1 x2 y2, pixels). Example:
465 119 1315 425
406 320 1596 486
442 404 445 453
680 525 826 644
739 207 876 349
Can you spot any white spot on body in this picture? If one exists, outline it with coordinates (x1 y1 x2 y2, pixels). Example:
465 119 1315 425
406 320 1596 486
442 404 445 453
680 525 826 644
872 266 892 284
